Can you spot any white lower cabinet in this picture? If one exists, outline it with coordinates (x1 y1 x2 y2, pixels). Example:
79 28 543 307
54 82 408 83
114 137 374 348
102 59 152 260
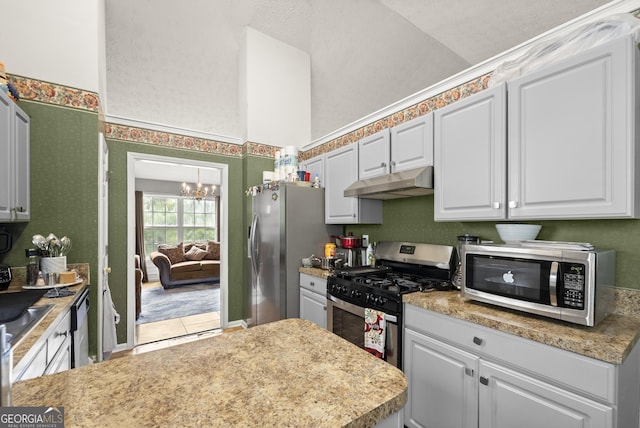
14 310 71 381
404 328 478 428
404 305 638 428
299 273 327 329
479 360 612 428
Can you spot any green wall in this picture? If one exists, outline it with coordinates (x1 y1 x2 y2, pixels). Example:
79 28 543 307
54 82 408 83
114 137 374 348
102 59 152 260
0 100 100 353
346 195 640 290
106 139 247 342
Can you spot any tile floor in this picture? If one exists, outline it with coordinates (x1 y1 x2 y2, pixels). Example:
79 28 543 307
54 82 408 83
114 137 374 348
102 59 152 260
113 325 243 358
136 311 221 345
136 280 221 346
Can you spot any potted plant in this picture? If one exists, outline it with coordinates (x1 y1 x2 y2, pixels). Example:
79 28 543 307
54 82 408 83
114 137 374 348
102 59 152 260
32 233 72 274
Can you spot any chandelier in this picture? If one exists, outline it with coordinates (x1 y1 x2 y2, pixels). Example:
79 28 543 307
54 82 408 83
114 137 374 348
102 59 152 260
181 169 214 201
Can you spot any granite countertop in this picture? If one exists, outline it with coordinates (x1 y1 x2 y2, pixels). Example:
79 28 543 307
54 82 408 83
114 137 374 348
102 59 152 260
4 263 90 372
12 318 407 427
404 290 640 365
299 266 334 279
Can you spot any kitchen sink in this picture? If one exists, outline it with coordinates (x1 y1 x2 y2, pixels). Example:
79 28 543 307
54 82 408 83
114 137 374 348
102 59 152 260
3 305 54 346
0 290 54 347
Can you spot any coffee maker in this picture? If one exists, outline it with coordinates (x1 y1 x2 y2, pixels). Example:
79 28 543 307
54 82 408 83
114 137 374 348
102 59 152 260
334 247 366 267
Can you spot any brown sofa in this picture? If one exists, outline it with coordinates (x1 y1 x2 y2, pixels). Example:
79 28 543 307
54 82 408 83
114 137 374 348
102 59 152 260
150 242 221 289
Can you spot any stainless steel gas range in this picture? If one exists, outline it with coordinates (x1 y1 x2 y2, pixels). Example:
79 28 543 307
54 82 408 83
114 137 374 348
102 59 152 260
327 241 456 369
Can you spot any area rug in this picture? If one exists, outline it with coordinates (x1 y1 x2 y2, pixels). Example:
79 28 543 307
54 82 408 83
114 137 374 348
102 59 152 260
137 283 220 324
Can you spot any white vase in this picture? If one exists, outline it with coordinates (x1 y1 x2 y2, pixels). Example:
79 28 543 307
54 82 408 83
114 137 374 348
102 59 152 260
40 256 67 274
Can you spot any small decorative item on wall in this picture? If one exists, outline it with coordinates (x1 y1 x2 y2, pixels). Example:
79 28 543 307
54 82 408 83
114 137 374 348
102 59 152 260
32 233 72 274
0 61 19 101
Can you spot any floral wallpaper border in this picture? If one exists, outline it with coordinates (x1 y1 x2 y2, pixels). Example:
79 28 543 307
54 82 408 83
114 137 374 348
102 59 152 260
8 72 492 160
104 123 245 157
8 74 100 112
300 73 491 162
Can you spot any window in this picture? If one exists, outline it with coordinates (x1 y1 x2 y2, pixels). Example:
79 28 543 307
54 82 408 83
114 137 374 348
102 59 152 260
143 195 218 256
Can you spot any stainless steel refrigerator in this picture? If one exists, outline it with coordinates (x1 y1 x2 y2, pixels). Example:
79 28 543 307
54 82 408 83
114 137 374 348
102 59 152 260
248 183 341 326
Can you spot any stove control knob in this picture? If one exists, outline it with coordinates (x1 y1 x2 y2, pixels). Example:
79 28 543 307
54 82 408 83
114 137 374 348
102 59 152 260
351 290 361 298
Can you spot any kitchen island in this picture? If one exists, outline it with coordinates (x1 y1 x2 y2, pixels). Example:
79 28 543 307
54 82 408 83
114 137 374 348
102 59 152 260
11 318 407 427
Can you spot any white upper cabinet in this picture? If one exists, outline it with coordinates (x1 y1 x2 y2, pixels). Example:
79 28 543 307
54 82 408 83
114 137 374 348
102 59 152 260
325 143 382 224
434 35 640 221
0 90 30 222
390 115 434 172
0 91 11 220
304 153 324 186
434 84 506 221
358 129 390 179
508 35 639 219
359 115 434 180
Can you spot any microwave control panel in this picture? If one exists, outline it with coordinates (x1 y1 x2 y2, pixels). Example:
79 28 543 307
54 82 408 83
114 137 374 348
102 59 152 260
560 264 585 309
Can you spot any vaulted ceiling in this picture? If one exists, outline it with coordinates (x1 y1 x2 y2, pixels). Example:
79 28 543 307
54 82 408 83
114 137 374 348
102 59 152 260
105 0 611 144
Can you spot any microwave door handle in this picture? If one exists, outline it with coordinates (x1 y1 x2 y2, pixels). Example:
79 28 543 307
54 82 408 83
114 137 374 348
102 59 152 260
549 261 558 307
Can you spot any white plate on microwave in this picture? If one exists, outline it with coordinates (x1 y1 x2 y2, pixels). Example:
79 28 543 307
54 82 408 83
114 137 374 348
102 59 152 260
519 240 594 251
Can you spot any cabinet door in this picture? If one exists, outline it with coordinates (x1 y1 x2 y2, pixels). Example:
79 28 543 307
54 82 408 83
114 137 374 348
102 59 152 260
325 144 359 223
300 288 327 329
0 91 12 221
434 84 507 221
13 105 30 221
358 129 390 179
508 35 637 219
45 335 71 375
390 114 433 173
404 328 478 428
304 154 324 186
17 344 47 381
479 360 613 428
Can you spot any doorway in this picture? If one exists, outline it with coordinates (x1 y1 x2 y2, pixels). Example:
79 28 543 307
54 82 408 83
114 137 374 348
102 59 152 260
127 153 229 349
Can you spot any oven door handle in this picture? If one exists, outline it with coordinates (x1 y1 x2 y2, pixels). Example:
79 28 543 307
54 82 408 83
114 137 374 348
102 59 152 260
384 314 397 323
327 294 398 324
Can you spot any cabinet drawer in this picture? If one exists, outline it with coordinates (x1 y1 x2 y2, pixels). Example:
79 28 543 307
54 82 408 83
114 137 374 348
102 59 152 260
405 304 616 402
46 311 70 366
300 273 327 295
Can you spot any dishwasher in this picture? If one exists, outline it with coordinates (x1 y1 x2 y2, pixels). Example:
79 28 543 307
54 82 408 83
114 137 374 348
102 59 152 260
71 288 90 368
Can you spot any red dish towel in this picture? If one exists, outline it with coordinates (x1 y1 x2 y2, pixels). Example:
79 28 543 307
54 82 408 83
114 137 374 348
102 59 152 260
364 308 386 359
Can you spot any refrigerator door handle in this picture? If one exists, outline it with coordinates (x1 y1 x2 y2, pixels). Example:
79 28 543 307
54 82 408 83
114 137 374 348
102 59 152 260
249 213 260 276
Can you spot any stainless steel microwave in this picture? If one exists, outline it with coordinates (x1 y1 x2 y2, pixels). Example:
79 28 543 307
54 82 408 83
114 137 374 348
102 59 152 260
461 243 615 326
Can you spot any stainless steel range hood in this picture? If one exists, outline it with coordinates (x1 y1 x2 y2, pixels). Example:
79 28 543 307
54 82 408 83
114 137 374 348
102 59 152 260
343 166 434 200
